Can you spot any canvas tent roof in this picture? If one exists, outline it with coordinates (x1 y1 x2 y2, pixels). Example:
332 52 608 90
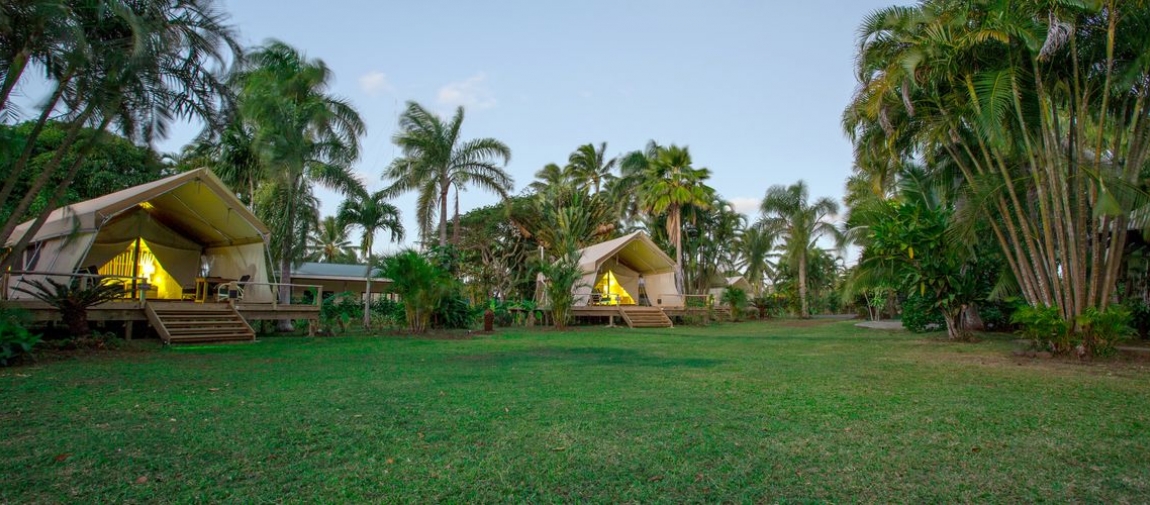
577 231 675 275
725 276 753 292
7 168 268 248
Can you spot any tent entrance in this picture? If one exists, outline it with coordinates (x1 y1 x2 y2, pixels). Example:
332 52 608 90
593 270 636 306
98 238 183 300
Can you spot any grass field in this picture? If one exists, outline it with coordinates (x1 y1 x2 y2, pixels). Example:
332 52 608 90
3 320 1149 503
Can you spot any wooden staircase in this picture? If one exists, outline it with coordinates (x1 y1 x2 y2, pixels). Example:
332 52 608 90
144 301 256 344
619 306 673 328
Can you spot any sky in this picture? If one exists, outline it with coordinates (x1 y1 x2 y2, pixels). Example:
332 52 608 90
23 0 906 257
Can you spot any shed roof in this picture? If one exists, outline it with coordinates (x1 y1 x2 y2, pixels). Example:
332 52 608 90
291 262 387 282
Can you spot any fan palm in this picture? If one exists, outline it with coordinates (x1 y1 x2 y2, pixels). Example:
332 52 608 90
384 101 512 248
758 180 841 318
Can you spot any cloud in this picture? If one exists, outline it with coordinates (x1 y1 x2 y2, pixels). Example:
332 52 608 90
437 73 497 110
359 71 393 96
730 197 761 216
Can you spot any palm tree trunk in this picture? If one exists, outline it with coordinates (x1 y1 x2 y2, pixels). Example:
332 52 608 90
363 252 372 330
452 188 460 246
277 173 300 332
0 76 70 216
671 206 684 297
0 49 30 114
799 251 809 319
439 178 449 248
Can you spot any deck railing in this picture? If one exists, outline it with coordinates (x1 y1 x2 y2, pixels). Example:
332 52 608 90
3 270 152 302
2 271 322 308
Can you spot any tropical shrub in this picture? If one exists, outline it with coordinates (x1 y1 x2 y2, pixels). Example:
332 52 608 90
901 293 945 333
319 292 363 333
0 314 39 366
433 293 477 329
720 287 748 321
1076 307 1132 357
1011 305 1070 353
380 250 455 333
1122 298 1150 340
538 248 583 330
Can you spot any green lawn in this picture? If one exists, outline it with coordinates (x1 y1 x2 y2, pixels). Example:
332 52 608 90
3 320 1149 503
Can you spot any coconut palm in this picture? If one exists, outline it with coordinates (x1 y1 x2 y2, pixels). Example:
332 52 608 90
528 163 574 194
567 142 616 194
307 216 358 264
737 225 777 295
637 144 714 295
235 41 365 314
383 101 512 248
758 180 841 318
337 189 404 328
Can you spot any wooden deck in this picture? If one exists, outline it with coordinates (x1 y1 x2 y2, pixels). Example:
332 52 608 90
2 299 319 338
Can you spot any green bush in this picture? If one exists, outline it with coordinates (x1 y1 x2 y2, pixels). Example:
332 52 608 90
1011 304 1069 352
901 293 945 333
977 302 1013 332
720 288 748 321
1122 298 1150 340
1076 306 1132 357
433 293 477 330
319 292 363 333
0 319 40 366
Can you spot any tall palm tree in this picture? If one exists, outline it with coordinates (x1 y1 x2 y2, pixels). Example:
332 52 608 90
236 41 365 313
307 216 358 264
337 189 404 328
638 144 714 295
567 142 616 194
758 180 841 318
383 101 512 248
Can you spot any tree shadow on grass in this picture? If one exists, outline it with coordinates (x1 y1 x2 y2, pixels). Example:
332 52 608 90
453 346 724 369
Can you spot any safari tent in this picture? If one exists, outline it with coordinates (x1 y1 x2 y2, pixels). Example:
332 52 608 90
4 168 274 302
709 276 754 305
537 231 681 308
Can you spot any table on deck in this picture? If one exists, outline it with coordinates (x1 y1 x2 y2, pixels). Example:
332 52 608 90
194 276 233 302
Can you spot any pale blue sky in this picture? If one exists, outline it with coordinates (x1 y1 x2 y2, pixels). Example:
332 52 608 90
29 1 906 254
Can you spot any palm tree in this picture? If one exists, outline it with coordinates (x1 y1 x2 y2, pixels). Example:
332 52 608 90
384 101 512 248
337 189 404 328
758 180 841 318
638 144 714 295
567 142 616 194
307 216 358 263
737 225 777 296
235 41 365 315
528 163 574 194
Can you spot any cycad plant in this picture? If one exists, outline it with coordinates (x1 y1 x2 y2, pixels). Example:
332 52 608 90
13 277 123 339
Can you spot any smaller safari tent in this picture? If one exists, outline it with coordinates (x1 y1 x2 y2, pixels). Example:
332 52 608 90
537 231 681 308
290 262 391 300
5 168 274 302
709 276 754 305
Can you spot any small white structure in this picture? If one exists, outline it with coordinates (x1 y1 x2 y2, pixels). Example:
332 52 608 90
537 231 681 308
4 168 274 302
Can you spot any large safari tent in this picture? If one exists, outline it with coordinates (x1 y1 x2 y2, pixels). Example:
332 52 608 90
4 168 274 303
538 231 680 308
